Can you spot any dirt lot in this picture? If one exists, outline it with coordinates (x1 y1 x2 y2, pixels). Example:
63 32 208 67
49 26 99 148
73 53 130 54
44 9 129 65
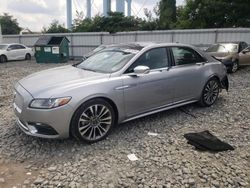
0 60 249 188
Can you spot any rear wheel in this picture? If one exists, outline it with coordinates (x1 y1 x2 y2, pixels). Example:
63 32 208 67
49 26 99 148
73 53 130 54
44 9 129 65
70 99 115 143
228 60 238 73
0 55 7 63
25 53 31 60
199 78 220 107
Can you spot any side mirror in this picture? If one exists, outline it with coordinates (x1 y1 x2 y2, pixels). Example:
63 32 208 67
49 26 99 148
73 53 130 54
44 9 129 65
133 66 150 75
242 49 250 54
7 48 11 51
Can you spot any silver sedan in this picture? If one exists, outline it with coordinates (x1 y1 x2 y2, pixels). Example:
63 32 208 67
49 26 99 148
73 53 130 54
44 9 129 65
13 42 228 143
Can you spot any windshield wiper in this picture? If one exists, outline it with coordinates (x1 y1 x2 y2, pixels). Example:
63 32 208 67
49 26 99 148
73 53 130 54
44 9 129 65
80 67 97 72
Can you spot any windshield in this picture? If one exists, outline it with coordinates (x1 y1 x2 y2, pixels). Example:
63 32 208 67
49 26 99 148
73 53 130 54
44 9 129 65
77 49 136 73
85 46 106 58
0 45 8 50
206 43 238 53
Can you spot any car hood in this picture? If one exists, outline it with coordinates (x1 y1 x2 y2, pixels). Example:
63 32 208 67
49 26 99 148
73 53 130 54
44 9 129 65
207 52 236 59
18 65 110 98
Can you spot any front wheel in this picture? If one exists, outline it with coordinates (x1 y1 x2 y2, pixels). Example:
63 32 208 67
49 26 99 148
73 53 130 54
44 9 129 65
0 55 7 63
70 99 115 143
199 78 220 107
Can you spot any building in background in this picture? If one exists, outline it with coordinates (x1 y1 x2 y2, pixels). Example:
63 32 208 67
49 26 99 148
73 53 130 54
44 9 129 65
66 0 133 29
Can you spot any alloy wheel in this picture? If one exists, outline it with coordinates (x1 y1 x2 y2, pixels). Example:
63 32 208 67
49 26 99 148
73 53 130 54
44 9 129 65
231 61 238 73
77 104 112 141
203 80 219 105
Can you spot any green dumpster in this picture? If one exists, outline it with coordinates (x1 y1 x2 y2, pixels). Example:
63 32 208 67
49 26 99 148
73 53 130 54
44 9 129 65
34 36 70 63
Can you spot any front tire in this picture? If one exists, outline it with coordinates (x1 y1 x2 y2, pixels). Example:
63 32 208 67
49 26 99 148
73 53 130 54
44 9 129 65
70 99 115 143
0 55 7 63
199 78 220 107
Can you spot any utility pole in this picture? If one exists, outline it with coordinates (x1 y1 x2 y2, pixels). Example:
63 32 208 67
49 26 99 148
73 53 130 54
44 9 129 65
0 24 2 43
66 0 72 29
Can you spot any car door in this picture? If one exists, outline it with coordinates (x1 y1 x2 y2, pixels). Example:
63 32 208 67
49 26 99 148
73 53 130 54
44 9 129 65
13 45 26 59
169 46 207 103
121 47 175 117
239 46 250 65
6 45 19 60
16 45 27 59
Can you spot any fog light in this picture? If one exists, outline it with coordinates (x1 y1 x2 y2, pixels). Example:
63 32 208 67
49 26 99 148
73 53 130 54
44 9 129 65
27 125 38 134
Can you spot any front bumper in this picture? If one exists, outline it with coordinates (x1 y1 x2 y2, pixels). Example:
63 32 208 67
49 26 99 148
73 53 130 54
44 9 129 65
16 118 60 139
13 83 73 139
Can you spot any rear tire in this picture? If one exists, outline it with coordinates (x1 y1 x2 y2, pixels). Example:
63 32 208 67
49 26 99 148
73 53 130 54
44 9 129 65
70 99 115 143
199 78 220 107
228 60 238 73
25 53 31 60
0 55 7 63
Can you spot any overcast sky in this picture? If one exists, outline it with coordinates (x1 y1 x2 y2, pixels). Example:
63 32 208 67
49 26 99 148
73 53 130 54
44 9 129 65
0 0 185 32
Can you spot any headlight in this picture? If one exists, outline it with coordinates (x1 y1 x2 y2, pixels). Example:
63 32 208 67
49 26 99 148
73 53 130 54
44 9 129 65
29 97 71 109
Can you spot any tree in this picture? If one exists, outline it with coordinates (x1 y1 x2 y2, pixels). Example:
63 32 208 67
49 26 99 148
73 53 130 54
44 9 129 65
0 13 21 34
73 12 142 33
175 0 250 29
140 8 159 31
157 0 177 29
43 20 68 33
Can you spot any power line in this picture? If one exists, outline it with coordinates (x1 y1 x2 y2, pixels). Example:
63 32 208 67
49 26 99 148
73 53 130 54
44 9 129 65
93 0 100 13
136 0 148 17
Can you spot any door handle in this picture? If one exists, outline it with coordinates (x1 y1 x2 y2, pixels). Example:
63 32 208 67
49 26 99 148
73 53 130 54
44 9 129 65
115 84 137 90
196 62 205 66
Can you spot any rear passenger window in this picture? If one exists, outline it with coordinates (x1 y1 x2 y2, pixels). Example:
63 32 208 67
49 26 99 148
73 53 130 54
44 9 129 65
17 45 26 49
171 47 205 66
9 45 18 50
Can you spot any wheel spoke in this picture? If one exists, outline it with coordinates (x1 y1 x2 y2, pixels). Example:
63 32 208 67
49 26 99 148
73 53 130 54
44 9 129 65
97 106 105 117
80 125 91 136
99 124 108 132
94 105 98 116
93 127 96 139
87 127 94 139
100 116 111 121
81 112 90 120
79 117 89 123
96 126 104 136
79 123 90 132
99 108 109 118
89 106 94 117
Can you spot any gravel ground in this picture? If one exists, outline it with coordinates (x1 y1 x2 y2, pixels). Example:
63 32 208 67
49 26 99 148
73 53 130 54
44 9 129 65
0 60 249 188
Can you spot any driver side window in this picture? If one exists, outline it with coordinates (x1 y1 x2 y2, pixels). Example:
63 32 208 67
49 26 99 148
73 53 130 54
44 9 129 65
125 47 169 73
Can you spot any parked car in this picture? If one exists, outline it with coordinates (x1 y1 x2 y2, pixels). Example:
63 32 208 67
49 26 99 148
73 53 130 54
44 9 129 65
0 43 34 63
205 41 249 73
13 42 228 143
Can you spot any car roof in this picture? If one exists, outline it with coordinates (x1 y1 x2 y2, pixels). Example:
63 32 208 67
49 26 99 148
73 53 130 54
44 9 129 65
102 42 197 50
0 43 25 46
214 41 245 45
